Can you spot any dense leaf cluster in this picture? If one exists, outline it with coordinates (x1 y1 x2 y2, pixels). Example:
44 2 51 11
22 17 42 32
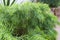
0 2 58 40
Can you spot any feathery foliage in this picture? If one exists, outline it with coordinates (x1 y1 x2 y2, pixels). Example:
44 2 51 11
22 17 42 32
0 2 59 40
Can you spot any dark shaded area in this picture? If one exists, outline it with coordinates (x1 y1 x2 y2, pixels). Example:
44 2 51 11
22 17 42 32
12 27 27 37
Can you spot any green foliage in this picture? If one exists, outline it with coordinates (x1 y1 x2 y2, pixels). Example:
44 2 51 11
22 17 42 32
0 2 58 40
30 34 47 40
38 0 60 7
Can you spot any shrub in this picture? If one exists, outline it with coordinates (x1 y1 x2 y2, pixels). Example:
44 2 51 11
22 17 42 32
0 2 59 40
38 0 60 7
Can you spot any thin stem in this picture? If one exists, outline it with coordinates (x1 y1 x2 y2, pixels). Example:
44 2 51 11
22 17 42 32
3 0 6 6
11 0 15 6
7 0 10 6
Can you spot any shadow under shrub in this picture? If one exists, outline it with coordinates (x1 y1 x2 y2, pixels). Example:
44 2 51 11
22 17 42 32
0 2 59 40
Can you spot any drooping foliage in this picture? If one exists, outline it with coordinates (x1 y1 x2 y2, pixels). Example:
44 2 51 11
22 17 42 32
0 2 59 40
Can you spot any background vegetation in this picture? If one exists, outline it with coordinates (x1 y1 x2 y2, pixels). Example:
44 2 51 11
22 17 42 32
0 2 59 40
37 0 60 7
